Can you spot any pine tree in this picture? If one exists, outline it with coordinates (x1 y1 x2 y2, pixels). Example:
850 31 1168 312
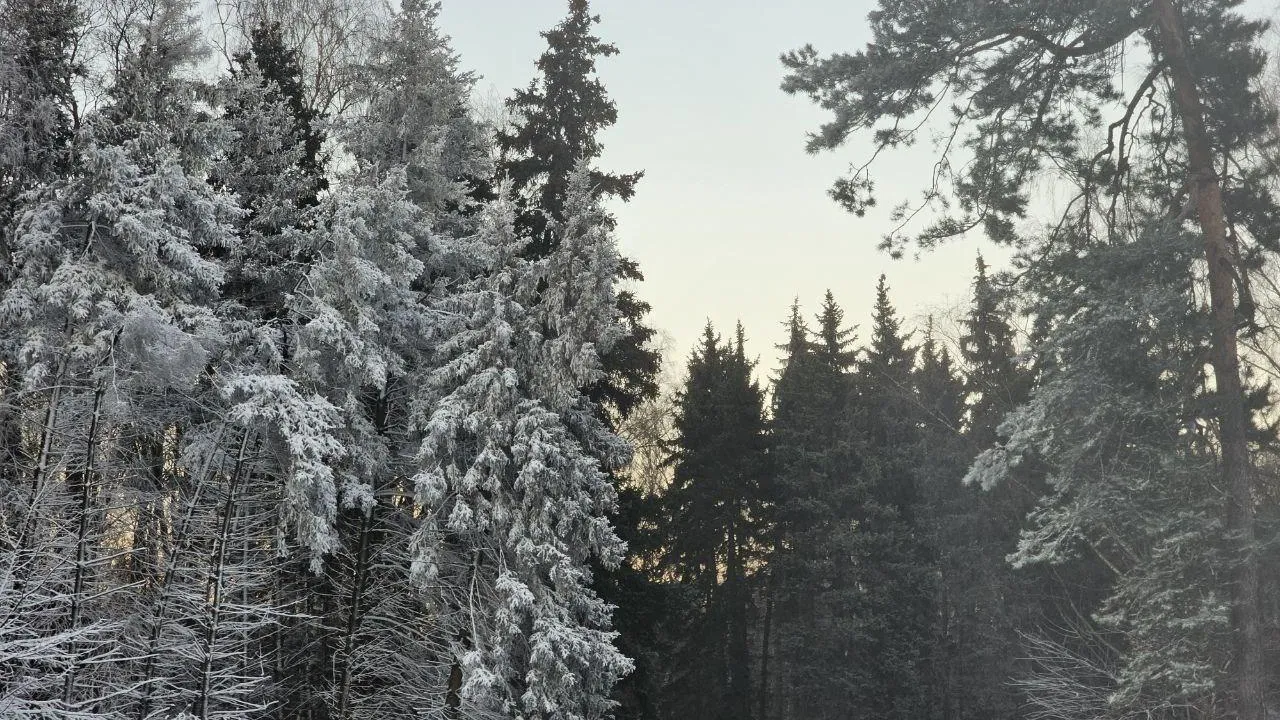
783 4 1280 714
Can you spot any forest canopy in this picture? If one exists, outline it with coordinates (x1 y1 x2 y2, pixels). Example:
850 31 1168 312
1 2 1278 720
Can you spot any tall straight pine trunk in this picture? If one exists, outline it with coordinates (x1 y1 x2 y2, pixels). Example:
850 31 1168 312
1151 3 1265 719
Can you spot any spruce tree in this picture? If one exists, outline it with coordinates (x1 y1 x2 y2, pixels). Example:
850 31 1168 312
783 4 1280 713
0 0 84 519
496 0 657 421
846 276 934 720
859 275 919 516
960 256 1029 448
0 0 259 710
662 323 770 720
412 172 633 720
914 318 1027 720
233 22 326 205
967 219 1233 719
215 22 326 323
352 0 488 215
0 0 80 275
915 319 965 434
767 293 868 720
271 3 493 712
497 0 641 256
498 8 661 718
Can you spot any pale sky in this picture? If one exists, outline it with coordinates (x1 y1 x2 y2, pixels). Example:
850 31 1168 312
439 1 1007 373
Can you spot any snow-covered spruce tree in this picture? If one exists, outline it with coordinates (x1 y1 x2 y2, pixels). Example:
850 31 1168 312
213 21 325 322
0 1 349 714
0 0 81 276
411 170 632 720
264 3 496 714
0 378 123 718
966 220 1236 719
349 0 488 217
278 165 450 719
498 9 660 714
0 0 84 545
0 11 85 701
0 0 240 712
83 6 316 717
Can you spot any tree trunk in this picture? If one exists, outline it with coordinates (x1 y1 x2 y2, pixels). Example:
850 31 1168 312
725 517 752 720
335 509 374 720
336 386 390 719
197 429 251 719
1151 3 1265 719
444 660 463 720
135 424 227 720
758 583 773 720
17 356 66 556
63 383 104 706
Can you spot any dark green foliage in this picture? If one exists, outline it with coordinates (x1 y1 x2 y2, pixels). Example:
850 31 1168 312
917 307 1028 720
497 0 658 422
214 22 328 320
858 275 920 516
781 0 1138 250
845 278 935 720
782 4 1280 718
597 486 690 720
761 285 942 720
916 320 966 433
497 0 642 256
767 293 867 720
232 23 327 208
663 323 771 720
960 256 1029 447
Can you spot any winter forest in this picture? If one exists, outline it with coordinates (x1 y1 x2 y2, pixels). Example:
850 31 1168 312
3 0 1280 718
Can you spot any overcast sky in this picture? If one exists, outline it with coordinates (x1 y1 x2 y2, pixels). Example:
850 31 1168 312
438 1 1012 374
